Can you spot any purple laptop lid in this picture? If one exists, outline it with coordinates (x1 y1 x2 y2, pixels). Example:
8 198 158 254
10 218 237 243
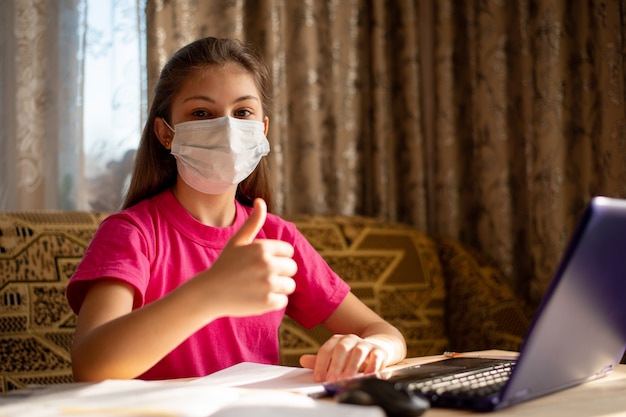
499 196 626 408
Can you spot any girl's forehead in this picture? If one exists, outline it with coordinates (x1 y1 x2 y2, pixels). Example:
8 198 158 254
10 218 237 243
181 63 257 90
194 62 251 80
173 63 261 105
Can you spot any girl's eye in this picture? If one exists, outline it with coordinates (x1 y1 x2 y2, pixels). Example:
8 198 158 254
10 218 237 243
192 110 210 118
234 109 252 118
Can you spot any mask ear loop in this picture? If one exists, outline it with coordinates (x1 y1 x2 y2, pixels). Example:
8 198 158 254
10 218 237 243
162 118 175 132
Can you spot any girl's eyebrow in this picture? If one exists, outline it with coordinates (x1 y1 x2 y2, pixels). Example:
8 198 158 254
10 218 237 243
233 95 260 103
182 95 260 104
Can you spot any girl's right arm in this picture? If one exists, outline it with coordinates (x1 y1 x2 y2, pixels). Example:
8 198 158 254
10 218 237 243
71 276 218 381
71 198 297 381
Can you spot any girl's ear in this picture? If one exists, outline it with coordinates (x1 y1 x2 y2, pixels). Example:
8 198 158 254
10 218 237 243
263 116 269 136
154 118 174 149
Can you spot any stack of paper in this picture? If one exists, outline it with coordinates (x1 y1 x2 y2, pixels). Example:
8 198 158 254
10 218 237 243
0 363 385 417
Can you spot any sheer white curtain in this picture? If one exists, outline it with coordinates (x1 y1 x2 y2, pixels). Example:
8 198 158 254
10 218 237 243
0 0 145 211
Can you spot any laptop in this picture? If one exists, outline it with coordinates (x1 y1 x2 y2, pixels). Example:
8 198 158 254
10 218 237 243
326 196 626 411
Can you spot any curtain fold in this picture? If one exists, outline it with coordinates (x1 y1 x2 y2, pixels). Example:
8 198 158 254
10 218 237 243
1 0 145 212
146 0 431 220
1 0 625 308
146 0 626 306
1 0 84 210
428 0 626 303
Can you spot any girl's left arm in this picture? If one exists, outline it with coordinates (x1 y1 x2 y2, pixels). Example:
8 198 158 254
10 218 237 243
299 292 407 382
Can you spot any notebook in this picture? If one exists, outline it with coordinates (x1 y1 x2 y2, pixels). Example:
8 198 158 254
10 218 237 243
326 196 626 411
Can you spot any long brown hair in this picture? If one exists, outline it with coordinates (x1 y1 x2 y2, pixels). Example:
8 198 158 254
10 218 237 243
122 37 273 211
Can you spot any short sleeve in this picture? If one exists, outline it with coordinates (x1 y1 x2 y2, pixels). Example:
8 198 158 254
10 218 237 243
66 215 152 314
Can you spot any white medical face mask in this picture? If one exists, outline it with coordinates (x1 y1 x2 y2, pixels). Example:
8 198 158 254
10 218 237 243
164 116 270 194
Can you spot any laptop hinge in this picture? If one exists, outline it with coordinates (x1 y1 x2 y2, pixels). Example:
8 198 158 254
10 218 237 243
597 364 614 378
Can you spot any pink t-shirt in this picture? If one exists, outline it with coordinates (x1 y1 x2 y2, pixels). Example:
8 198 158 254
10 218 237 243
67 190 349 380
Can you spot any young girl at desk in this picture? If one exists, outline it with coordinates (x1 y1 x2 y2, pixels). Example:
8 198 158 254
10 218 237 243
67 36 406 383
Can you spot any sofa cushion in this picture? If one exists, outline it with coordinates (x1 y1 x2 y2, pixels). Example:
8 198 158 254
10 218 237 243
3 212 506 390
279 215 449 366
2 212 448 389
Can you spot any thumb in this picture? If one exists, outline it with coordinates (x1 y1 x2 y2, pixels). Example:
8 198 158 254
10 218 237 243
226 198 267 248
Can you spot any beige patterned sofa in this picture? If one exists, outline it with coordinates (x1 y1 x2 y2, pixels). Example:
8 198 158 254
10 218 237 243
0 211 531 392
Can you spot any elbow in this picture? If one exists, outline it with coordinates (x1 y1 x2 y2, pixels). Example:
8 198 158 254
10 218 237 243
71 363 104 383
71 343 125 382
71 359 134 383
72 368 104 383
71 341 147 382
71 350 107 383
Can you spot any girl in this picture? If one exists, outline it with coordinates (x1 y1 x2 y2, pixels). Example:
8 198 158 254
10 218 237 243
67 36 406 383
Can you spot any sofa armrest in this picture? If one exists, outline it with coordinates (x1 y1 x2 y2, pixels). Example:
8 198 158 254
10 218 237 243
438 238 532 353
0 211 107 392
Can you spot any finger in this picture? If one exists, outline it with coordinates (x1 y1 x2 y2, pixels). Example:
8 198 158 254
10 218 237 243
308 339 337 382
299 354 317 370
270 275 297 295
326 338 359 381
254 239 295 258
266 292 290 311
313 335 345 382
226 198 267 248
340 344 370 378
361 348 386 374
275 254 298 276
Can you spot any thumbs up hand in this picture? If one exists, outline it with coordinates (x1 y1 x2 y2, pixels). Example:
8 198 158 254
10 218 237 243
195 198 297 318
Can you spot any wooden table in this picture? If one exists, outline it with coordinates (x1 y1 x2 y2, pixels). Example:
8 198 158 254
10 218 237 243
2 351 625 417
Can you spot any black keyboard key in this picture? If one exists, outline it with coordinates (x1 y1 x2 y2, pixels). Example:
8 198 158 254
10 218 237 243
409 362 514 399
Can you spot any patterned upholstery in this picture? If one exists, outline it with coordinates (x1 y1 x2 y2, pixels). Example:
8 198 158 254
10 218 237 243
0 211 531 392
278 215 450 366
437 238 533 353
0 212 108 392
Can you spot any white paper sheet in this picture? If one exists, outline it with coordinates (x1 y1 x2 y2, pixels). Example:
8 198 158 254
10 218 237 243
0 365 384 417
189 362 326 395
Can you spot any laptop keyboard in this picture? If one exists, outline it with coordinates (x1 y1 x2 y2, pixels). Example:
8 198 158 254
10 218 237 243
407 361 514 399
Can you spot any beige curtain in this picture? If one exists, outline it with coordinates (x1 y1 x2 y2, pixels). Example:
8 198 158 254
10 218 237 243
0 0 84 209
1 0 144 212
146 0 626 307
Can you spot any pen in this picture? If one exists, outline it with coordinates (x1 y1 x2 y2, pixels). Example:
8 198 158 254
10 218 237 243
308 390 333 399
443 351 518 360
62 408 180 416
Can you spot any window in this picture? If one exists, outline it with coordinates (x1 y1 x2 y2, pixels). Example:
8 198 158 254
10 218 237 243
0 0 146 211
82 0 146 211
